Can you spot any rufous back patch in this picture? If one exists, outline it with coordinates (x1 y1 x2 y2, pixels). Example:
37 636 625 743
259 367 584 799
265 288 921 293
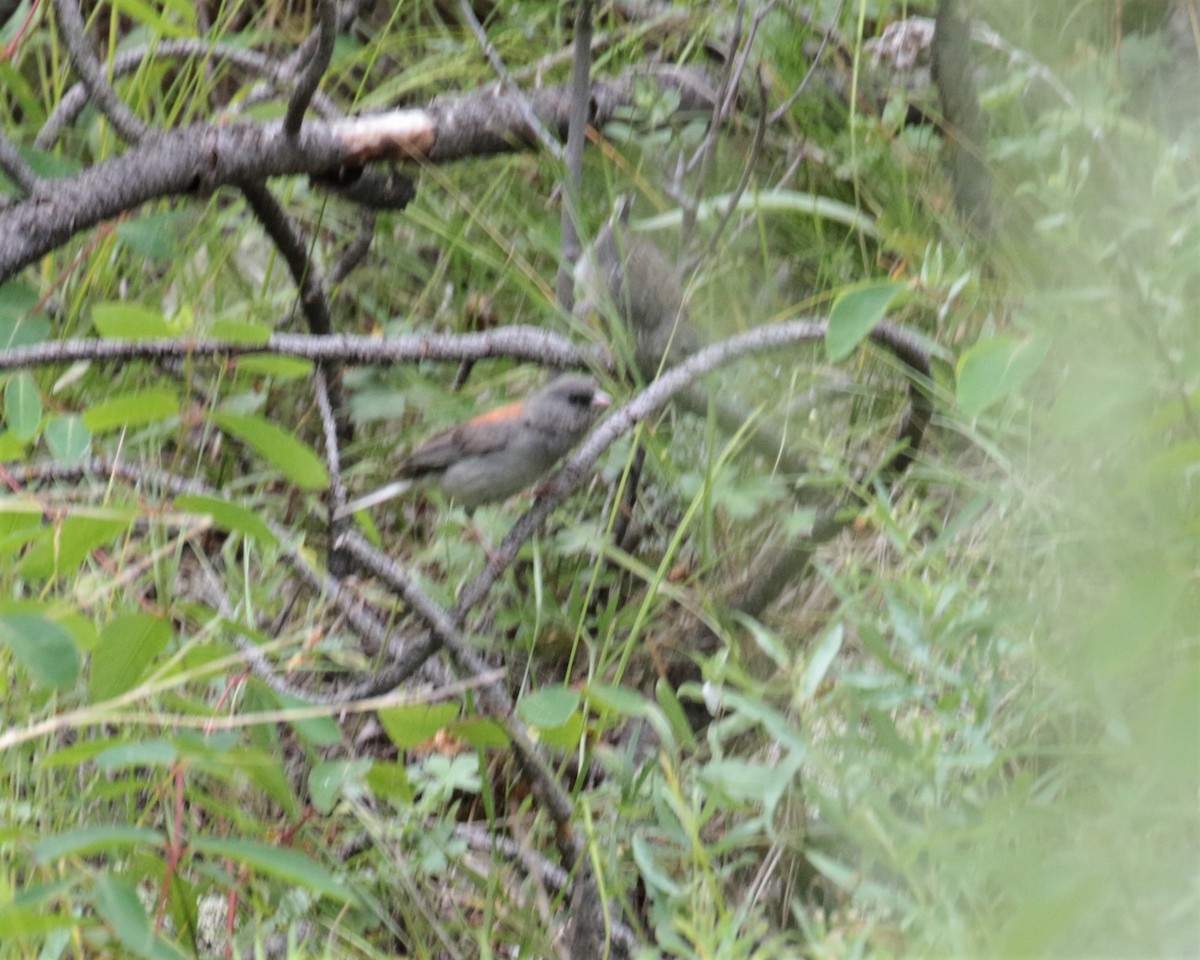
469 401 522 426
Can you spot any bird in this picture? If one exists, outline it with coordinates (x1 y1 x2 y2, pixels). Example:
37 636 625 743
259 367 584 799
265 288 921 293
575 198 812 478
336 374 611 517
574 196 701 382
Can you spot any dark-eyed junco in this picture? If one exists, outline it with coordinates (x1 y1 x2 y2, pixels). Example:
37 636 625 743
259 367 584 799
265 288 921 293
337 374 611 516
576 198 813 478
574 196 702 382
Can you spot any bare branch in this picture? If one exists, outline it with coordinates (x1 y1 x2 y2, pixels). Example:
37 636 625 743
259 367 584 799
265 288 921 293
0 130 40 197
49 0 147 143
1 70 717 282
335 531 583 862
556 0 595 311
284 0 338 136
0 327 596 373
458 0 565 162
36 39 343 150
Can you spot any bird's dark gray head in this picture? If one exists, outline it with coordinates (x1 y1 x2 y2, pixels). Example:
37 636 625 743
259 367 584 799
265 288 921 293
526 374 611 446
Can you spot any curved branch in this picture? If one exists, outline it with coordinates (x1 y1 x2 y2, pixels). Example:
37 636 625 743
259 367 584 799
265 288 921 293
1 69 717 282
36 39 342 150
50 0 147 143
284 0 338 136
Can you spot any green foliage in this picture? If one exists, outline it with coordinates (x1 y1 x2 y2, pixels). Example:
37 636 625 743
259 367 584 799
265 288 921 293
0 0 1196 956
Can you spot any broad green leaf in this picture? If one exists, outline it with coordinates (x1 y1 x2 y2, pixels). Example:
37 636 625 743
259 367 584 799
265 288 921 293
190 838 357 903
0 314 49 350
95 740 177 772
798 623 844 701
449 716 509 748
4 373 42 439
826 280 908 361
89 614 171 701
365 761 413 805
0 904 77 937
309 759 373 814
209 320 272 345
271 690 341 746
0 614 81 690
174 494 278 546
517 685 580 729
94 874 186 960
587 682 652 718
0 280 39 321
0 432 26 460
536 712 587 751
44 415 92 465
235 356 313 379
378 704 460 749
114 210 190 260
806 850 860 891
91 302 171 341
33 826 164 863
19 514 132 579
82 388 179 433
211 410 328 490
956 335 1050 416
633 832 683 896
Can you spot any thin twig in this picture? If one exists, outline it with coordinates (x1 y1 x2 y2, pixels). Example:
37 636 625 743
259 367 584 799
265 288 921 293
284 0 338 136
334 531 583 862
767 0 847 124
0 129 40 196
458 0 565 162
556 0 595 311
50 0 147 143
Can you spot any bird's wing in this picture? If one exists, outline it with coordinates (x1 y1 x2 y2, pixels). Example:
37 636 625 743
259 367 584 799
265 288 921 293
398 402 523 477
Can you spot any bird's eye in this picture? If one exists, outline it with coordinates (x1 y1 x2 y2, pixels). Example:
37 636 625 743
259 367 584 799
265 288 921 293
569 391 592 406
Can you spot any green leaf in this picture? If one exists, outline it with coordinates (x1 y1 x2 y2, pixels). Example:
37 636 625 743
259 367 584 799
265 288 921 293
309 759 373 814
235 356 313 379
449 716 510 748
114 210 190 260
93 874 186 960
826 280 908 361
517 685 580 729
209 319 272 345
0 314 49 350
174 494 278 546
956 335 1050 416
654 679 696 752
111 0 195 36
0 281 40 321
377 704 460 749
19 514 133 580
44 415 92 465
211 410 328 490
798 623 844 701
82 388 180 434
4 372 42 439
273 691 341 747
0 614 81 690
33 826 165 863
587 682 652 718
190 838 357 903
633 833 682 896
94 741 177 772
92 302 171 341
0 904 77 937
89 614 171 701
